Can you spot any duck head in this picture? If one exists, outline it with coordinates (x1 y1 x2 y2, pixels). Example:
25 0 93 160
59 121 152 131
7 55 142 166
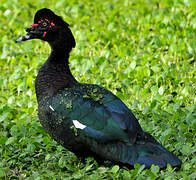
16 8 75 52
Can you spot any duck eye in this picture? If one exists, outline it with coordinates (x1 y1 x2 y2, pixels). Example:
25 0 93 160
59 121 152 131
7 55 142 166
42 22 47 27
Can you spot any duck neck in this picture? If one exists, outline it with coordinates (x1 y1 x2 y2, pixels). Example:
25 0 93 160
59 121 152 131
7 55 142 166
35 47 78 102
49 48 72 74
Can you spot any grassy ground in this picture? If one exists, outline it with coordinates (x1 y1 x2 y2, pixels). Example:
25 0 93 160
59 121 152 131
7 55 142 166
0 0 195 179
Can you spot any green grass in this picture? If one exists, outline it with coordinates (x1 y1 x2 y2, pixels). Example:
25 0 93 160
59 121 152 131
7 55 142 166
0 0 195 179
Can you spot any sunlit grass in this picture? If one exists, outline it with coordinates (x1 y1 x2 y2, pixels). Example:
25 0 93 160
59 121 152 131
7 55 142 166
0 0 195 179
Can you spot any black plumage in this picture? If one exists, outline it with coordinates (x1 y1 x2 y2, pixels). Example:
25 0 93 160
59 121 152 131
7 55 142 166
16 8 182 169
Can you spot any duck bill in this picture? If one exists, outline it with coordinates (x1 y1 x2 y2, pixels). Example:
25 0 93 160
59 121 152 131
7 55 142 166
15 33 34 43
15 25 44 43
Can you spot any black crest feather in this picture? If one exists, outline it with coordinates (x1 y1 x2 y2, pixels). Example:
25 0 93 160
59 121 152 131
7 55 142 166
34 8 69 28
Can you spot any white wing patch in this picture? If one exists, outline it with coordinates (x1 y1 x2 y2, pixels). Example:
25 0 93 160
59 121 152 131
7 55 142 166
49 105 55 111
72 120 86 130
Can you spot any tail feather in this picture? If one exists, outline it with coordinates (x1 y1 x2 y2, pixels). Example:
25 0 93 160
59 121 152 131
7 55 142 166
126 142 182 168
94 140 182 169
135 156 166 168
84 131 182 169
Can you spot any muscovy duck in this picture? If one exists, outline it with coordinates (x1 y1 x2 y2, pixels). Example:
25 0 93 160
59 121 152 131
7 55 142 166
16 8 182 169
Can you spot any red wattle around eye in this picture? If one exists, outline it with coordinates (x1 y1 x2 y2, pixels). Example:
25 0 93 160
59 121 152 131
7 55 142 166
51 22 55 27
43 32 47 38
31 24 39 27
45 19 50 23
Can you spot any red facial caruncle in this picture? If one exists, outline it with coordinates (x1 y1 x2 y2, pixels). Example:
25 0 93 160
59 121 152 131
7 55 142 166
31 19 55 38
